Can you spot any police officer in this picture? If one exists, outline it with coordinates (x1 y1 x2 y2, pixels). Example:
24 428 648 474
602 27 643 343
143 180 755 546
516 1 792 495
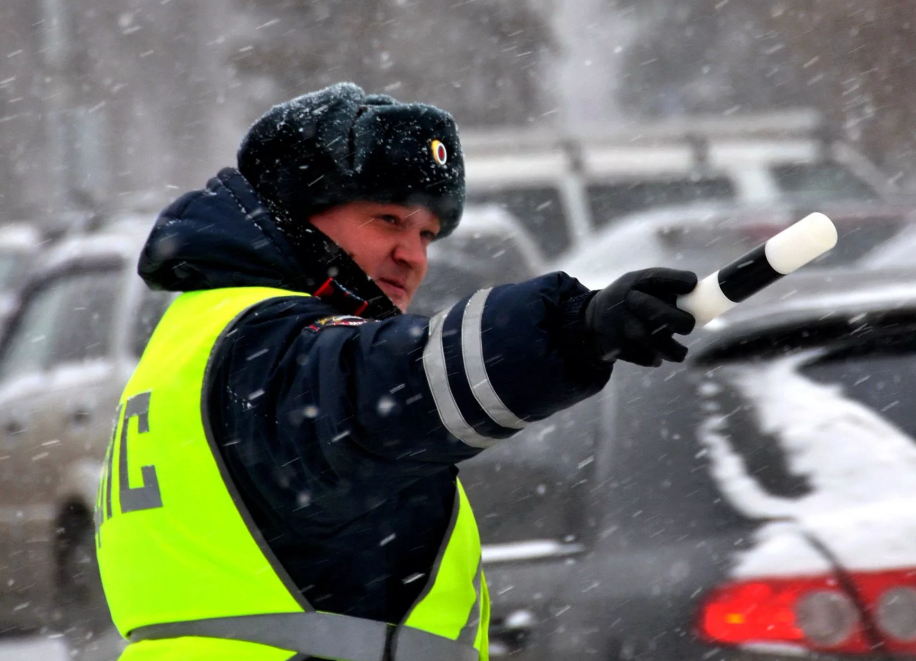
95 82 697 661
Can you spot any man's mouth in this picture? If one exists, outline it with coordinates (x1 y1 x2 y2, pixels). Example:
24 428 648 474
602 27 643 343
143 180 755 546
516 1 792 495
378 278 407 295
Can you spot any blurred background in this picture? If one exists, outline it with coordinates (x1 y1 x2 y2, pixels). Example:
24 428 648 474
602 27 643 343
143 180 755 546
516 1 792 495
4 2 916 660
2 0 915 222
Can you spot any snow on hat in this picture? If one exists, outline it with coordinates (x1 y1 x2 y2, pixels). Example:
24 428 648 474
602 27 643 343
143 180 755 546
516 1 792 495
237 82 465 238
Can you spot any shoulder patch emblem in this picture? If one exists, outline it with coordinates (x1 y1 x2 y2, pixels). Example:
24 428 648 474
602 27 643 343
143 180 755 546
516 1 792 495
306 315 369 333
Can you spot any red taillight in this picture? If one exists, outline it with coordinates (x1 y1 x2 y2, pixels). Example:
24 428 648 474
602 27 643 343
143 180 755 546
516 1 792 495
698 568 916 655
698 577 864 651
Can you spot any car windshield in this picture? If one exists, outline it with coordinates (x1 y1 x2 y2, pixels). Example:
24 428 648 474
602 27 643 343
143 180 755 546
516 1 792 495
130 287 176 357
771 163 879 201
587 177 737 229
409 263 491 318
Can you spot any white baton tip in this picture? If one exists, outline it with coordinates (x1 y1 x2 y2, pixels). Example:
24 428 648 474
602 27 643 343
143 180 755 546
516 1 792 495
765 212 838 275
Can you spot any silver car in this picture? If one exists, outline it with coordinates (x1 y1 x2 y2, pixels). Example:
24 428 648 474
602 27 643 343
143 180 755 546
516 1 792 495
0 221 172 637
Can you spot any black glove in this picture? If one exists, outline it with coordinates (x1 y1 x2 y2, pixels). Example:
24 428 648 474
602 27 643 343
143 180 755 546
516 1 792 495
584 268 698 367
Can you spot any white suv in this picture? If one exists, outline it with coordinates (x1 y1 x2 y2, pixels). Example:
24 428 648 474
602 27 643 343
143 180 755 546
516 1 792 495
461 109 891 261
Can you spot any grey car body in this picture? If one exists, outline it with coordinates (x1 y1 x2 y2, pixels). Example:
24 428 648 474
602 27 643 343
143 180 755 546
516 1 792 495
464 268 916 659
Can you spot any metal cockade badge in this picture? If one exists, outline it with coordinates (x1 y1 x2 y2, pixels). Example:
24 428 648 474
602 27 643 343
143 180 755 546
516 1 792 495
431 139 448 166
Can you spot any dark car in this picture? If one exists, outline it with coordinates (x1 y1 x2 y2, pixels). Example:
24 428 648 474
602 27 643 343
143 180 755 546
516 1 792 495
459 267 916 660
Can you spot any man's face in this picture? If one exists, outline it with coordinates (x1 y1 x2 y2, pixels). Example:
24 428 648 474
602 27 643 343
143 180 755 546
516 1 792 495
309 201 441 312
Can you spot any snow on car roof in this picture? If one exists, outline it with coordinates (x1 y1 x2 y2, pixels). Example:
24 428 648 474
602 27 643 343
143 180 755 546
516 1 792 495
38 222 149 274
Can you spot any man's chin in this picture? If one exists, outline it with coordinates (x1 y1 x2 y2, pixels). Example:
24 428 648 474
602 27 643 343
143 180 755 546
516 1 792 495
378 283 410 312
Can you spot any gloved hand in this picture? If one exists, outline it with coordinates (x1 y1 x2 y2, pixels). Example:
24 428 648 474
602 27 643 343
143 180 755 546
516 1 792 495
585 268 698 367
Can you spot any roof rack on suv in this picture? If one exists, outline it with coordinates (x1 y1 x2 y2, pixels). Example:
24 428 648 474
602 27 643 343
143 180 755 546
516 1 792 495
459 107 824 155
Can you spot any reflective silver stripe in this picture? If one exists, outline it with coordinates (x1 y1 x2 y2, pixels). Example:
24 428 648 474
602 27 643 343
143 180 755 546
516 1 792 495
392 624 479 661
129 613 388 661
456 557 483 645
461 289 526 431
423 309 498 449
128 612 479 661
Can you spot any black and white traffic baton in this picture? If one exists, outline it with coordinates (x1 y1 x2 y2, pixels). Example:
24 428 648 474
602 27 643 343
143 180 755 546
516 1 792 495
677 212 838 326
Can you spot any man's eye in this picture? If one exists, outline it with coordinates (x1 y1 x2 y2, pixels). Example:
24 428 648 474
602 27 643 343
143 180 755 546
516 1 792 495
378 214 400 225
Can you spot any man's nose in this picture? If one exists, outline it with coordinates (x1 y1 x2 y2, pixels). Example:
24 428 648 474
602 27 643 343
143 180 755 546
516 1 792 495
393 235 427 271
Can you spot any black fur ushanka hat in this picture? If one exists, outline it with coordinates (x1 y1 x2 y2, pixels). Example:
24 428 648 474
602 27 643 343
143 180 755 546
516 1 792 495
237 82 465 238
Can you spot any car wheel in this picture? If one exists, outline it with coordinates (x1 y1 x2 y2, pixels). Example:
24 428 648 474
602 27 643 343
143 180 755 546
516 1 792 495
53 502 111 642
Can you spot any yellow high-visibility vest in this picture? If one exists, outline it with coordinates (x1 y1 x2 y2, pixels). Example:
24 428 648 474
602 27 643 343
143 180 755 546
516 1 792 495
95 286 489 661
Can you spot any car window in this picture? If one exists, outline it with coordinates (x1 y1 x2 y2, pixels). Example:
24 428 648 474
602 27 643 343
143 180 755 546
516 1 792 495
771 163 878 201
589 324 916 547
0 275 69 382
466 187 570 258
0 270 121 383
587 177 736 228
50 272 121 365
440 232 534 281
802 333 916 444
131 288 176 357
565 212 906 291
412 250 533 317
697 326 916 511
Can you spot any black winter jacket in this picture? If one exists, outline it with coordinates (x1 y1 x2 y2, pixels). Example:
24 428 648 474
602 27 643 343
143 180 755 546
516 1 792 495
138 168 612 623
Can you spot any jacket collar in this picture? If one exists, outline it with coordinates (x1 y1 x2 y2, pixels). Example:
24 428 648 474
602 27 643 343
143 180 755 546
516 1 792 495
138 168 401 320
